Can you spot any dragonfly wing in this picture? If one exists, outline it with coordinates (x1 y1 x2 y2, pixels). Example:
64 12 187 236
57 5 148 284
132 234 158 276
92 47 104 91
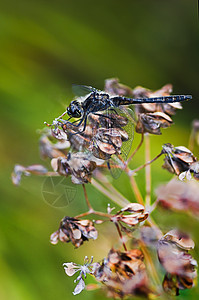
72 85 96 97
63 106 134 180
118 107 134 159
108 107 134 179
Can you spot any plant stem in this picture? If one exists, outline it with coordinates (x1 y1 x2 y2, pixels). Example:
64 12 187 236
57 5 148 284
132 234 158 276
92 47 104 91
145 133 151 207
128 151 163 176
115 222 127 251
75 210 111 219
82 184 93 211
126 133 144 164
129 176 145 205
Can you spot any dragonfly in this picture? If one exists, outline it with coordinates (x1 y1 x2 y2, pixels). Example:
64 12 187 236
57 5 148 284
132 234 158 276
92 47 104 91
48 85 192 178
56 85 192 133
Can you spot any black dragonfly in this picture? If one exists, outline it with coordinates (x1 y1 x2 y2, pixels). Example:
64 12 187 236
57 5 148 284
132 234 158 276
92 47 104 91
58 85 191 133
47 85 191 178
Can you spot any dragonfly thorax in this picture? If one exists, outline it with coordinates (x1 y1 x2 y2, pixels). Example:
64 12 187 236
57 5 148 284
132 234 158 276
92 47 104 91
67 100 84 118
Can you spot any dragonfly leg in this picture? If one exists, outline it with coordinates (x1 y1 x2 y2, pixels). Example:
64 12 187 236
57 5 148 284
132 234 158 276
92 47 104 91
69 116 88 135
60 116 85 128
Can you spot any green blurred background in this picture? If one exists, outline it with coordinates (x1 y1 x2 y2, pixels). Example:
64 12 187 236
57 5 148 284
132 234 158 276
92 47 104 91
1 0 199 299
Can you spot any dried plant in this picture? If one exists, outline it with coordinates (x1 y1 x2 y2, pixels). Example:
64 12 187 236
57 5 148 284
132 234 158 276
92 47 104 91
12 78 199 298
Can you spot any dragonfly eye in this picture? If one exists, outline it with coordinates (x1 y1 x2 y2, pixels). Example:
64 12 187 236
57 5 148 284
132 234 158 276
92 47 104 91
67 101 83 118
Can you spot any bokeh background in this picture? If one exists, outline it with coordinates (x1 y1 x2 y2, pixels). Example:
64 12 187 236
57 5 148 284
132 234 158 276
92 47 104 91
1 0 199 299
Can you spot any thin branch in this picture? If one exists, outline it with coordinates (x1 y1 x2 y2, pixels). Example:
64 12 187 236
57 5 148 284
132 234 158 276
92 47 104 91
75 210 111 219
145 133 151 207
115 222 127 251
126 133 144 164
129 176 145 205
82 184 93 211
128 151 163 176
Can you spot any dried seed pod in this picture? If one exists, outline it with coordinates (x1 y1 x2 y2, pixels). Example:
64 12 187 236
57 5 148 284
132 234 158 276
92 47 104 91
111 203 148 227
157 230 197 295
51 152 97 184
50 216 98 248
162 144 199 179
90 127 128 160
136 112 173 135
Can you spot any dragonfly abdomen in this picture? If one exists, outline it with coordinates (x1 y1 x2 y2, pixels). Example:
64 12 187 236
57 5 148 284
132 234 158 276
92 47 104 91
112 95 192 106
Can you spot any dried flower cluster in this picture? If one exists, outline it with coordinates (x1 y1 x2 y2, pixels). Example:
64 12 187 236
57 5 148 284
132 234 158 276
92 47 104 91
94 248 152 298
50 217 98 247
157 230 197 295
162 143 199 180
12 78 199 298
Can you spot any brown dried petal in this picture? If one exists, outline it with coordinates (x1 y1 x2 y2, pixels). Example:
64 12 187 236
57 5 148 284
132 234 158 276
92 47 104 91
108 249 145 276
76 220 98 240
120 203 145 213
91 145 112 160
137 212 149 222
174 146 196 164
163 229 195 250
58 228 70 242
51 157 70 176
119 216 140 226
118 212 149 227
97 141 117 155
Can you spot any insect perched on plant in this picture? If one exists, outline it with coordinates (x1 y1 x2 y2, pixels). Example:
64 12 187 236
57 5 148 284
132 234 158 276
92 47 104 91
45 85 192 178
53 85 191 133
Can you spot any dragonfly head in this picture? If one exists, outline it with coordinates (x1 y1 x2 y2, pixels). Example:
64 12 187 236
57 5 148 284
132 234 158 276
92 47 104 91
67 100 83 118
